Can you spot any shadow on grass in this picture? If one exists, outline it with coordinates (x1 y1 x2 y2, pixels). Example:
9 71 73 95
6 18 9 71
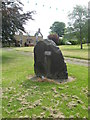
2 48 28 64
2 48 18 64
2 55 16 64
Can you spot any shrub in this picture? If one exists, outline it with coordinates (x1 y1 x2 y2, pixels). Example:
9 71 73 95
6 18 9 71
69 40 78 45
58 39 66 45
48 33 59 45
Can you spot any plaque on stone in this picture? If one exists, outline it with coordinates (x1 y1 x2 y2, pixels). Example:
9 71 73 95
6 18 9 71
44 51 51 56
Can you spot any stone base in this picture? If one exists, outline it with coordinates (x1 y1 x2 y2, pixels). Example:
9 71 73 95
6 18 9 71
28 75 75 84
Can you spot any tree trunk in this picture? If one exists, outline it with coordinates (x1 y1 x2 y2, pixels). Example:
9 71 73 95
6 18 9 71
81 39 82 49
80 24 83 49
9 41 11 47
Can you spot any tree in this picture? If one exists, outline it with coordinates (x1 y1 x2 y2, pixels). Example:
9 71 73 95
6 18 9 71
68 5 88 49
88 1 90 44
64 26 76 40
48 33 59 45
50 21 65 37
2 0 35 47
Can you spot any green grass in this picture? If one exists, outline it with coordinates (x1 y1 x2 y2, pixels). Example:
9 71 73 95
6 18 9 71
14 47 34 52
13 44 89 60
59 44 89 60
2 48 88 118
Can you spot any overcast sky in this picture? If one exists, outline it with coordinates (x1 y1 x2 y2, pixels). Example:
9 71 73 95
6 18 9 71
21 0 89 38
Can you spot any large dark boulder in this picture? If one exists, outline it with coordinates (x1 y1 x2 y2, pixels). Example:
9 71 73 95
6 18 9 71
34 39 68 79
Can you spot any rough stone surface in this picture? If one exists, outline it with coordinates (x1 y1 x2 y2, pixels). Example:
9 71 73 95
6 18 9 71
34 39 68 79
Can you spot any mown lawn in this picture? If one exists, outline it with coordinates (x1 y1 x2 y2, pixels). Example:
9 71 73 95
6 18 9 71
59 44 89 60
14 44 89 60
2 48 88 118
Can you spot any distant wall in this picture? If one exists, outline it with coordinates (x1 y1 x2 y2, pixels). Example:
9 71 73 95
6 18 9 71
15 35 43 46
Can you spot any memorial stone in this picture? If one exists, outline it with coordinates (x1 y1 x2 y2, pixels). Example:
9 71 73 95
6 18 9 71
34 39 68 80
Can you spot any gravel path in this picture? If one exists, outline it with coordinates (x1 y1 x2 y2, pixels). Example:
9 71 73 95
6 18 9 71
64 57 89 67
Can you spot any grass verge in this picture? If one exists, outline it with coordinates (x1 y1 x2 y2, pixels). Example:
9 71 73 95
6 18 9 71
13 44 89 60
2 48 88 118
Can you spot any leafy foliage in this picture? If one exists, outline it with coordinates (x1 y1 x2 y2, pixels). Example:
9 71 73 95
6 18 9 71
58 39 66 45
68 40 78 45
67 5 88 49
2 0 35 46
50 21 65 37
48 33 59 45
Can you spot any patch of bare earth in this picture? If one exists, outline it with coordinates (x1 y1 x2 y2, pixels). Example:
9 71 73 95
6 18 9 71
27 75 75 84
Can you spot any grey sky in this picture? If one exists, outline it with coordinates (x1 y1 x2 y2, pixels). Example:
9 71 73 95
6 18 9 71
21 0 89 38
